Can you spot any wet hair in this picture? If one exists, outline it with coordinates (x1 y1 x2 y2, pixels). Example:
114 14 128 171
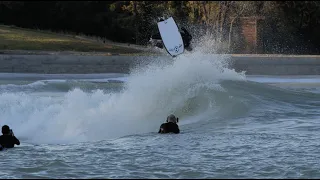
2 125 10 135
166 114 179 123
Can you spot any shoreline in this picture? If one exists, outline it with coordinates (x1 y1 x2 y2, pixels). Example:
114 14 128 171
2 49 320 57
1 52 320 75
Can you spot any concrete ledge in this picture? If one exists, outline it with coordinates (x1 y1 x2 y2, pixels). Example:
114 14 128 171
1 54 320 75
230 55 320 75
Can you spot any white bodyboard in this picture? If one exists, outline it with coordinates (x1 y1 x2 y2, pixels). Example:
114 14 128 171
157 17 184 57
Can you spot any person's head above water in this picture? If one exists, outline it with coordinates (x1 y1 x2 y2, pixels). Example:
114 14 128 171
166 114 179 123
2 125 10 135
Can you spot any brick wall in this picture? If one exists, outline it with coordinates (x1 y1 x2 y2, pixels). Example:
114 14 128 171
238 17 264 54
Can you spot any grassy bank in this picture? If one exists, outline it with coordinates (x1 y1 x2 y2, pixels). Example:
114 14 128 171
0 25 147 55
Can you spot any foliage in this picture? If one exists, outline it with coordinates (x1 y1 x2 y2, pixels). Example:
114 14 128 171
1 1 320 54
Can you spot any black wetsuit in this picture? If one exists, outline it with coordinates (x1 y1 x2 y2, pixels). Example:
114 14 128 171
180 27 192 48
151 27 192 50
0 135 20 148
158 122 180 134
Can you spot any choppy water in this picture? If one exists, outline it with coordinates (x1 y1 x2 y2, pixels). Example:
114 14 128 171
1 52 320 179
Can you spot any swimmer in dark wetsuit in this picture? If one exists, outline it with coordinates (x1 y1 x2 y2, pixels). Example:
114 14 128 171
0 125 20 149
158 114 180 134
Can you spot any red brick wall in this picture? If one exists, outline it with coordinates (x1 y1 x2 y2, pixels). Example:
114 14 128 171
240 17 257 54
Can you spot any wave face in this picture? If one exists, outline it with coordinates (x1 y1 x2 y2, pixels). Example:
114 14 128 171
0 50 249 144
1 35 320 145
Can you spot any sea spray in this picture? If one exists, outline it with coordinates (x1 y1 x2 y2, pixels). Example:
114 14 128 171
0 34 247 144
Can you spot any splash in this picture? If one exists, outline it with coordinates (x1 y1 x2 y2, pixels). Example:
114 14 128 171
0 33 247 144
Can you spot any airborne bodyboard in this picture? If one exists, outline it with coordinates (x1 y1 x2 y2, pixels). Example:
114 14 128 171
157 17 184 57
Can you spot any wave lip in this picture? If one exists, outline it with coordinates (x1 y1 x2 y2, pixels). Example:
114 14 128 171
0 33 250 144
2 54 319 144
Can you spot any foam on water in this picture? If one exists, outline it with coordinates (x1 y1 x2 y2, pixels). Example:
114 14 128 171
2 19 320 180
0 38 248 144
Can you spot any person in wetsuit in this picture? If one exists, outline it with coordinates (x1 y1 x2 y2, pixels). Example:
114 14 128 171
150 18 193 51
158 114 180 134
0 125 20 150
180 27 193 51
